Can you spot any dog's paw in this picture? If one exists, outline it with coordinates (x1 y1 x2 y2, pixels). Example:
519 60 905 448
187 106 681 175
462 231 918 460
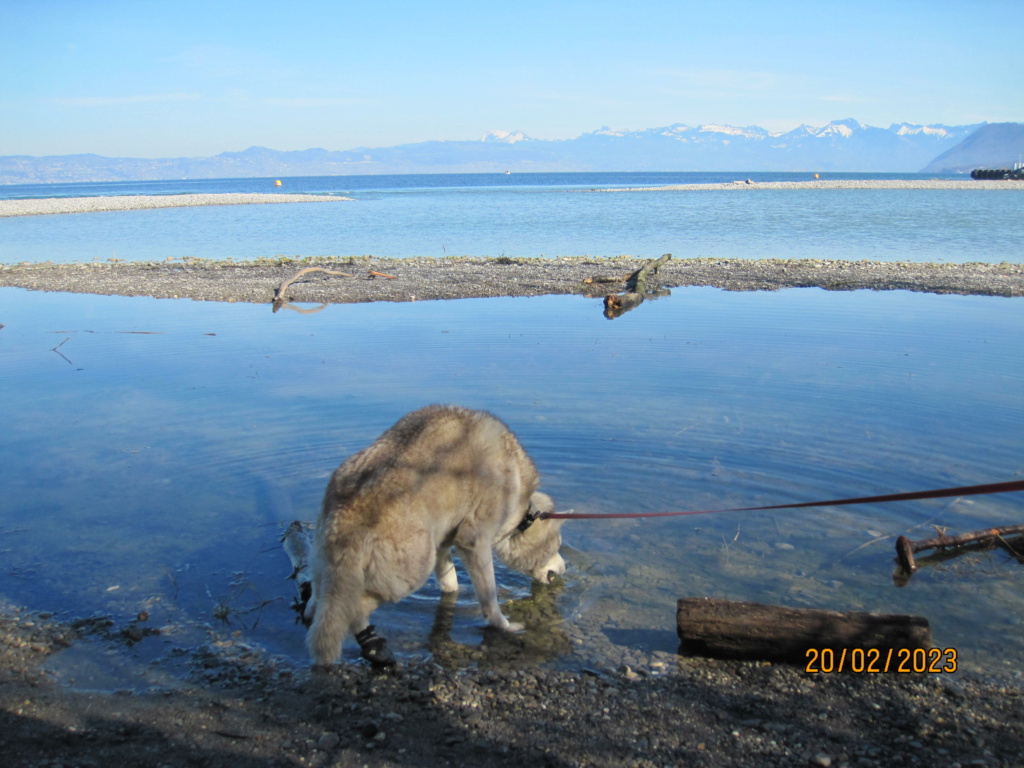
355 625 397 668
505 621 526 633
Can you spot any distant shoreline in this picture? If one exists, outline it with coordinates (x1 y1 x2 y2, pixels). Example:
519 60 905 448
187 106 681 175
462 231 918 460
1 180 1021 218
0 192 352 218
600 178 1024 192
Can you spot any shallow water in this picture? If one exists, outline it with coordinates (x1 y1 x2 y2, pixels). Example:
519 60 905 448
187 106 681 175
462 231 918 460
2 172 1022 265
1 286 1022 683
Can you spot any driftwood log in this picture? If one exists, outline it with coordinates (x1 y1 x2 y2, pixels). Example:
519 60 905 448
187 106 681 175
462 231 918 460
676 597 932 664
281 521 314 625
272 266 354 311
603 253 672 318
583 274 629 285
896 524 1024 574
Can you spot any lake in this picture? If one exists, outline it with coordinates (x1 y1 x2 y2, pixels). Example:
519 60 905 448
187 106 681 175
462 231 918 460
2 172 1023 265
1 283 1021 686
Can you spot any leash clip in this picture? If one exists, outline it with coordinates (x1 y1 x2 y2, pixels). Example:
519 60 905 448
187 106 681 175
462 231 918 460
516 506 572 533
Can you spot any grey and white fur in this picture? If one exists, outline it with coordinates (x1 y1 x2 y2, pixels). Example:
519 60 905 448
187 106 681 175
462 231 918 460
305 404 566 665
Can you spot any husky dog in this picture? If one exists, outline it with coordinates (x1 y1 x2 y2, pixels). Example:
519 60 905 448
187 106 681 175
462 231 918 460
305 404 566 666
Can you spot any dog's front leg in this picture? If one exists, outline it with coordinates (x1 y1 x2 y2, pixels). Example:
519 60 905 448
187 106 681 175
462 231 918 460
434 546 459 593
457 542 524 632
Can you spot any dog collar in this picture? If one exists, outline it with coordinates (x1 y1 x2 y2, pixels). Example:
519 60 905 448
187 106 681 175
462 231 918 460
516 501 542 533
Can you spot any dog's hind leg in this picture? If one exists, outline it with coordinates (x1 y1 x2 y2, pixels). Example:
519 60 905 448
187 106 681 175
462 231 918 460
306 561 380 665
434 546 459 593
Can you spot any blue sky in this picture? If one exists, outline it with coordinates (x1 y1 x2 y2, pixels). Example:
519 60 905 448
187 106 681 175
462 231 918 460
1 0 1020 158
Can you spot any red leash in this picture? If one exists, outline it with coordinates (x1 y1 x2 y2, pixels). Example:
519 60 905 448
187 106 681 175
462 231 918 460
541 479 1024 521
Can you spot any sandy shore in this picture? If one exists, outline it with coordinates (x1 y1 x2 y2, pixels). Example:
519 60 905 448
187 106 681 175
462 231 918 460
601 178 1024 192
0 192 351 218
2 255 1022 304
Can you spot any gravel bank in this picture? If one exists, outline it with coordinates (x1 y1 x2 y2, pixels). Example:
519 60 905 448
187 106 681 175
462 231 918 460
2 603 1023 767
2 255 1022 303
0 193 351 218
601 179 1024 192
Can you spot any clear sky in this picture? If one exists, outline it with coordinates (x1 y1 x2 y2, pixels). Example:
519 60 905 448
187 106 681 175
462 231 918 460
1 0 1020 158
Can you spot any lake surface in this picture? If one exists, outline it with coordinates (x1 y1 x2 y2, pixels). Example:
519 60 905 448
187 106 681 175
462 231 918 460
2 171 1023 265
1 285 1021 685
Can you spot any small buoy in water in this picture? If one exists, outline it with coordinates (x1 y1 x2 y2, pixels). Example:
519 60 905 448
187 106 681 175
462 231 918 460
813 173 820 180
275 180 282 187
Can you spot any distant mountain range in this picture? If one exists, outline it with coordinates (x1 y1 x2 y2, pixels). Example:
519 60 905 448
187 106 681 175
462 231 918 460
3 119 1022 184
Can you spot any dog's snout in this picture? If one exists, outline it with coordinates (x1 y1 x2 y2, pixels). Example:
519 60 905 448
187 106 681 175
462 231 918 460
537 553 566 584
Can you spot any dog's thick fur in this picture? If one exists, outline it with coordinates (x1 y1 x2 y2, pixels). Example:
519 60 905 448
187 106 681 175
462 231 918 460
305 404 565 665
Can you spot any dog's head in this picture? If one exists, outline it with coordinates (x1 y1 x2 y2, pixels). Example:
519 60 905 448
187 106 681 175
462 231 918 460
496 492 566 584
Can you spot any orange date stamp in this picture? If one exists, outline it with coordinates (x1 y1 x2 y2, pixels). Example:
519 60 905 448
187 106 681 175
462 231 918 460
805 647 958 674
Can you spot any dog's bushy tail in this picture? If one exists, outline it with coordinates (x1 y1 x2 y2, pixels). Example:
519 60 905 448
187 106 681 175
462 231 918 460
305 549 367 665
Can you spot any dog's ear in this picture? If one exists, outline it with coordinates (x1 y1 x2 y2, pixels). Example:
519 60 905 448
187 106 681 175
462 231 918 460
529 492 554 516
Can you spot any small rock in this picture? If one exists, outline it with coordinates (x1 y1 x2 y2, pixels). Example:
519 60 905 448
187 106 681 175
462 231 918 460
360 721 379 739
317 732 340 751
811 754 832 767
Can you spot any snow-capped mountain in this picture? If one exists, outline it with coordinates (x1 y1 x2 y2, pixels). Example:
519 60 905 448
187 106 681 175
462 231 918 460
0 119 1007 183
480 130 529 144
533 119 984 173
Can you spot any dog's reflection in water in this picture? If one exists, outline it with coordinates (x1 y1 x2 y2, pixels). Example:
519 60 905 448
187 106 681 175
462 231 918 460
426 578 572 669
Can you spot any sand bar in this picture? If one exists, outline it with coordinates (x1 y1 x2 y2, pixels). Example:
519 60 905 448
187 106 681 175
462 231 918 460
0 192 351 218
2 255 1022 302
600 178 1024 192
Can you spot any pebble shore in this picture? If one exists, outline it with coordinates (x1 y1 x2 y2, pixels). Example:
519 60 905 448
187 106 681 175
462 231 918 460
0 192 351 218
2 604 1023 767
2 255 1022 303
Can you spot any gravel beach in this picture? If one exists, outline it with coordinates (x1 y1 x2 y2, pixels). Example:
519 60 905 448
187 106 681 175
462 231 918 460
2 255 1022 304
2 602 1023 768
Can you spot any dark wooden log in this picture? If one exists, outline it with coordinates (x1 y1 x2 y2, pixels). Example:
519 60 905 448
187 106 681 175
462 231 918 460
896 524 1024 574
601 253 672 318
676 597 931 663
272 266 354 311
625 253 671 293
603 291 645 318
